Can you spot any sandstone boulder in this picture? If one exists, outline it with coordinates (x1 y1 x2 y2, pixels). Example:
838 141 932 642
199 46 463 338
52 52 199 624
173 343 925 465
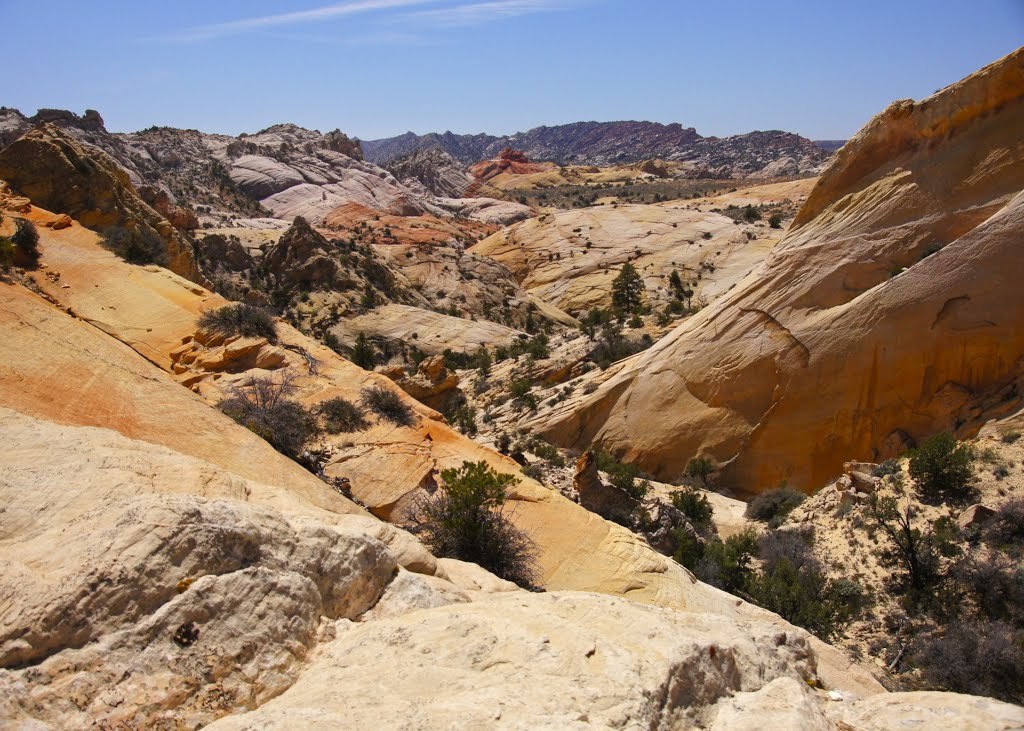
958 503 997 530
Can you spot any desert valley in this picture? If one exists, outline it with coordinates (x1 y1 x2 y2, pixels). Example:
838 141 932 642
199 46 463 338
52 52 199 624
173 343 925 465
1 4 1023 728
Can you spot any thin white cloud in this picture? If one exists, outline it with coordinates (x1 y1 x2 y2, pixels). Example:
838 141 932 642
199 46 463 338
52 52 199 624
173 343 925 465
164 0 440 42
405 0 563 27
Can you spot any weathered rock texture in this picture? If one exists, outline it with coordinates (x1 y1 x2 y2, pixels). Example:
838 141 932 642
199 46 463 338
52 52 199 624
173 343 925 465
0 123 202 282
470 196 786 313
533 47 1024 493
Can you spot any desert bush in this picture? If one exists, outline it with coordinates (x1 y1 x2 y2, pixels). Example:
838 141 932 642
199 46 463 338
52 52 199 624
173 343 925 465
758 528 817 572
912 621 1024 704
950 552 1024 623
686 457 714 484
102 225 169 265
198 303 277 341
219 374 318 460
671 486 713 532
873 458 901 478
867 492 955 605
768 213 783 229
0 238 14 271
596 450 648 500
909 432 974 504
361 385 414 426
11 219 40 265
694 528 759 594
611 262 644 313
746 558 864 641
745 485 806 527
450 404 477 436
408 461 539 587
316 397 368 433
984 497 1024 550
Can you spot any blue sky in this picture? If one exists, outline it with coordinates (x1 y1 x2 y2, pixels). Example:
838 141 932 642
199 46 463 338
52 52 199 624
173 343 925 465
2 0 1021 140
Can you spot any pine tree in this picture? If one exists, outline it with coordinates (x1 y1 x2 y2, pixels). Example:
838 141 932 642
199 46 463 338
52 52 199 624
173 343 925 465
611 262 644 313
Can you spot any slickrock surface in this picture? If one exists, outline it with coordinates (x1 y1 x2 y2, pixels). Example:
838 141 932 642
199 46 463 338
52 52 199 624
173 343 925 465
533 47 1024 493
331 302 525 355
471 200 780 313
0 209 744 614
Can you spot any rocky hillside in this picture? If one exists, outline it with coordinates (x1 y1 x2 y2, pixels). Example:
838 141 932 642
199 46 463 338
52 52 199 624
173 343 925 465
530 47 1024 494
363 120 830 176
0 107 528 229
5 161 1023 727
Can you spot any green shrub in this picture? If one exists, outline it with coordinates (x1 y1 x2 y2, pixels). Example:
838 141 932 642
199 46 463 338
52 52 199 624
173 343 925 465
198 304 278 341
873 459 901 478
686 457 714 484
0 237 14 271
671 486 713 531
11 219 40 265
316 397 368 433
409 461 539 587
362 385 414 426
450 404 477 436
219 375 319 460
768 213 783 229
694 528 759 594
909 433 974 504
747 558 863 641
596 450 648 500
101 225 169 265
745 485 806 527
350 332 376 370
984 498 1024 550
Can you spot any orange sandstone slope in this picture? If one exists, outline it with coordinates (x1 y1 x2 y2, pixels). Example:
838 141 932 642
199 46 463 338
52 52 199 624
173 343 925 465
0 201 736 614
534 47 1024 494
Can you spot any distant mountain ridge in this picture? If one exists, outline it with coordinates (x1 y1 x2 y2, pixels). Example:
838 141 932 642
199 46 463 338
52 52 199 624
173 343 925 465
363 120 832 177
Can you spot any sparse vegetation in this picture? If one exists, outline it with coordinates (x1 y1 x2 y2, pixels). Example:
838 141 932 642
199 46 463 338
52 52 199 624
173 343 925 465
744 485 806 527
407 461 539 588
361 385 415 426
218 374 318 460
198 304 278 341
670 486 713 531
685 457 714 485
101 225 169 266
316 396 368 433
350 332 376 370
611 262 644 314
11 219 40 266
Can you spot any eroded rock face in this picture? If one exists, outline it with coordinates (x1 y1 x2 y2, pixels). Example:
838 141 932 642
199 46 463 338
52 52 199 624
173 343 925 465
263 216 339 289
0 123 203 283
382 355 464 412
534 47 1024 493
208 592 818 730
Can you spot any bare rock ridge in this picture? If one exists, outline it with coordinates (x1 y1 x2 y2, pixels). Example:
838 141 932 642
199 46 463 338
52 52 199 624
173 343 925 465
0 108 521 230
533 47 1024 494
363 120 830 176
